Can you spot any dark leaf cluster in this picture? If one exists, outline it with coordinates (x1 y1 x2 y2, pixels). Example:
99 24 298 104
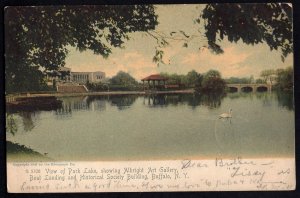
201 3 292 59
5 5 158 92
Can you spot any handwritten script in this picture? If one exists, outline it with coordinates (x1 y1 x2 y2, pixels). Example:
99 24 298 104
7 157 295 192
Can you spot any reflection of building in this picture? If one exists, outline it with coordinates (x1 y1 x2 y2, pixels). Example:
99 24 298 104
46 67 105 85
55 96 107 118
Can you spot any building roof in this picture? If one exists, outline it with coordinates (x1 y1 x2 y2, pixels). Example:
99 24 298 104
141 74 168 81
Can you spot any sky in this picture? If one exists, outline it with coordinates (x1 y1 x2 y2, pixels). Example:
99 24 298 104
64 4 293 81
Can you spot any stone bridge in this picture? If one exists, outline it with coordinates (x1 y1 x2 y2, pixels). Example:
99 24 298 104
227 84 272 92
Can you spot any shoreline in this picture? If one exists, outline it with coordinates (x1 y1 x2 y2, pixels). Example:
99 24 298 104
6 89 195 101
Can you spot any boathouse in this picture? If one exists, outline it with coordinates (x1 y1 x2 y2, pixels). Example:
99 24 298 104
141 74 168 91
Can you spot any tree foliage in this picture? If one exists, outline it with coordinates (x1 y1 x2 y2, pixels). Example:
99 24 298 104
260 67 293 91
110 71 138 86
260 69 276 84
225 77 252 84
201 70 226 93
201 3 292 60
150 3 292 65
275 67 293 91
186 70 202 87
5 4 293 93
5 5 157 93
160 73 186 85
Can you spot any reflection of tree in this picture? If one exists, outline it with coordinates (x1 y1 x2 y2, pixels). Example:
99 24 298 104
165 95 183 106
6 113 18 135
199 93 225 109
256 92 274 107
144 94 184 106
86 96 104 105
183 94 202 108
227 92 254 100
6 112 41 134
145 95 166 106
19 112 36 132
228 92 294 110
143 93 225 109
276 91 294 110
110 95 138 110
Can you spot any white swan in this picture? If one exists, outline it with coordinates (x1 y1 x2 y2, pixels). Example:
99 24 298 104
219 109 232 119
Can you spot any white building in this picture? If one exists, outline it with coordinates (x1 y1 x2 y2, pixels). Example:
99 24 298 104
45 67 105 85
71 71 105 84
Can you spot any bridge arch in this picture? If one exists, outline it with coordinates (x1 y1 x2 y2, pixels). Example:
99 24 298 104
228 87 238 92
256 86 268 92
227 83 271 93
241 86 253 92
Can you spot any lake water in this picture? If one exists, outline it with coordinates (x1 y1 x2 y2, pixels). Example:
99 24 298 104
6 92 294 161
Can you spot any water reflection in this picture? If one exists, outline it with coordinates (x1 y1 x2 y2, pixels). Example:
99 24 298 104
86 96 107 111
36 92 296 115
276 91 294 110
55 99 72 118
19 112 40 132
6 92 294 136
55 96 107 118
227 92 294 110
198 93 225 109
143 93 225 109
6 112 40 135
6 91 295 160
6 114 18 135
109 95 138 110
12 92 295 120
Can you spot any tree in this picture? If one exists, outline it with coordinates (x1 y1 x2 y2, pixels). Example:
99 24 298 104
201 3 292 60
186 70 202 87
275 67 293 91
110 71 138 86
151 3 292 65
160 73 183 85
5 5 157 93
203 70 221 80
260 69 276 84
249 75 255 84
201 70 226 93
225 77 251 84
256 78 264 84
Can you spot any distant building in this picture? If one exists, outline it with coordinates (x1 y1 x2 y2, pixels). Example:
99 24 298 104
45 67 105 85
71 71 105 84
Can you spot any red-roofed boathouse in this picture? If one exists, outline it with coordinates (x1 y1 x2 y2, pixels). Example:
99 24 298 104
141 74 168 91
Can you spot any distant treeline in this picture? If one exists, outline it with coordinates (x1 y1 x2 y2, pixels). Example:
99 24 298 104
87 69 227 93
7 66 293 93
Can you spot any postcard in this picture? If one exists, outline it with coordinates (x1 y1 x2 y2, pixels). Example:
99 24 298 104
5 3 295 192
